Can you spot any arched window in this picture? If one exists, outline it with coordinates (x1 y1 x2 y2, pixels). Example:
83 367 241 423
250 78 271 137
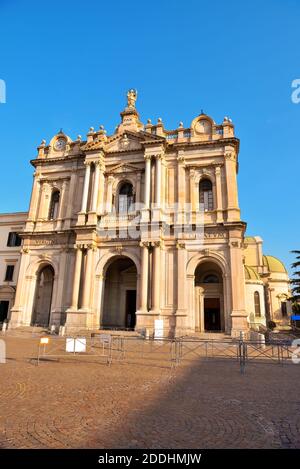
49 190 60 220
199 179 213 211
203 274 219 283
254 291 261 317
118 182 134 213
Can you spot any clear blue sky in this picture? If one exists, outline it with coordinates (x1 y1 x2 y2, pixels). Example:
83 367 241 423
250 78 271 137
0 0 299 273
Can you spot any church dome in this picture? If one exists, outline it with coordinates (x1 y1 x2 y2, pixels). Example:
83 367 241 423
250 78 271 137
244 265 260 280
263 255 287 274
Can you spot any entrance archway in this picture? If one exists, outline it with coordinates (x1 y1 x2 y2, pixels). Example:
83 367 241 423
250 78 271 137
194 261 224 332
31 265 54 327
102 257 137 329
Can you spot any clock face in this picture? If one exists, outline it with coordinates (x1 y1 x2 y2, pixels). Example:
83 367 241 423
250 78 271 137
195 119 211 134
54 138 66 151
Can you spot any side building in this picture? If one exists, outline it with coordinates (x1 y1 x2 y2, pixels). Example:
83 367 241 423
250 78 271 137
0 212 27 325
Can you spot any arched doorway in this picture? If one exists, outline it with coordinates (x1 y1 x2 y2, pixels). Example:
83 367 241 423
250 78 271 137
102 257 137 329
194 261 224 332
31 265 54 327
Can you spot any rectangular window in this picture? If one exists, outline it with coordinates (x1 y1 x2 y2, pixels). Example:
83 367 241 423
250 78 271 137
7 232 22 247
4 265 14 282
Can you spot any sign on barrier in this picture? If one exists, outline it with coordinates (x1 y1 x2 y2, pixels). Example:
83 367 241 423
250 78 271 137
154 319 164 339
66 337 86 353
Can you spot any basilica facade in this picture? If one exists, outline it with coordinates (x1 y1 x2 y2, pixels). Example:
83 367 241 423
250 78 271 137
7 90 291 336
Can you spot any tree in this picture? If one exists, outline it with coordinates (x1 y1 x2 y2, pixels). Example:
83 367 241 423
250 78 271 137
290 250 300 314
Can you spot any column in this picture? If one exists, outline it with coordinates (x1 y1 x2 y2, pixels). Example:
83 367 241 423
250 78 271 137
225 151 240 221
65 168 77 229
176 243 187 314
56 180 68 230
141 155 151 223
215 165 223 223
106 176 114 213
144 155 151 208
81 162 91 213
189 170 196 212
139 242 149 312
38 182 51 220
229 235 248 336
81 246 94 310
96 164 105 214
177 154 186 210
151 241 161 314
91 162 100 212
155 155 162 206
28 173 41 221
70 246 83 310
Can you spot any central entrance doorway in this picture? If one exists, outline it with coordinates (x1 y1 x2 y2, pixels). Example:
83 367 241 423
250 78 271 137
204 298 221 331
31 265 54 327
194 261 224 332
102 257 137 329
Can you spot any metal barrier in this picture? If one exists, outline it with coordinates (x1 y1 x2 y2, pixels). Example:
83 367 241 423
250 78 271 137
35 334 299 374
37 334 125 366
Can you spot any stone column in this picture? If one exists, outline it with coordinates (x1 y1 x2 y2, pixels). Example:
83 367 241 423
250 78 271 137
139 242 149 312
189 169 196 212
81 162 91 213
225 151 240 221
229 236 248 336
155 155 162 206
144 155 151 208
215 165 223 223
91 162 100 212
106 176 114 213
141 155 151 223
38 182 51 220
150 241 161 314
177 153 186 210
65 168 77 229
175 243 188 333
96 163 105 215
81 246 94 310
70 246 83 310
28 173 41 221
56 180 68 230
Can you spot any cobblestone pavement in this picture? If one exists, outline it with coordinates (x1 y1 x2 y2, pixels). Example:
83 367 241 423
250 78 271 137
0 333 300 449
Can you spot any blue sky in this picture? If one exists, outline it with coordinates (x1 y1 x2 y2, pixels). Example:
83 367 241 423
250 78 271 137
0 0 299 273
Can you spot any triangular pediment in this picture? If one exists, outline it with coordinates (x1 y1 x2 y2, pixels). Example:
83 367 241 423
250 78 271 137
105 132 143 153
108 163 142 175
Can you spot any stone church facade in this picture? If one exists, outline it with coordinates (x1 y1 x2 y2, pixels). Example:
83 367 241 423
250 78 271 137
7 90 291 336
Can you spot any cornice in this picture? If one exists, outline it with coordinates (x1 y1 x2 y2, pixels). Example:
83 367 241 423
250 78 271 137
172 137 240 152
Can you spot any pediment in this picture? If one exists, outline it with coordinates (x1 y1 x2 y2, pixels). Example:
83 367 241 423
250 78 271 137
108 163 142 175
105 133 143 153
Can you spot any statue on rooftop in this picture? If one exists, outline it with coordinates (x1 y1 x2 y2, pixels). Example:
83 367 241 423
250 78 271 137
127 89 137 109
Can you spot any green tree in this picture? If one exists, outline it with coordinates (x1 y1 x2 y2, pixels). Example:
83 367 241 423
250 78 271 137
290 250 300 314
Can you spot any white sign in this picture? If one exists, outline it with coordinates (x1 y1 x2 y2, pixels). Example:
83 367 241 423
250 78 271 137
66 337 87 353
154 319 164 339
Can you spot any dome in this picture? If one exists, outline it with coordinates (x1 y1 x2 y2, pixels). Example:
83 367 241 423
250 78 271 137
244 265 260 281
263 255 287 274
